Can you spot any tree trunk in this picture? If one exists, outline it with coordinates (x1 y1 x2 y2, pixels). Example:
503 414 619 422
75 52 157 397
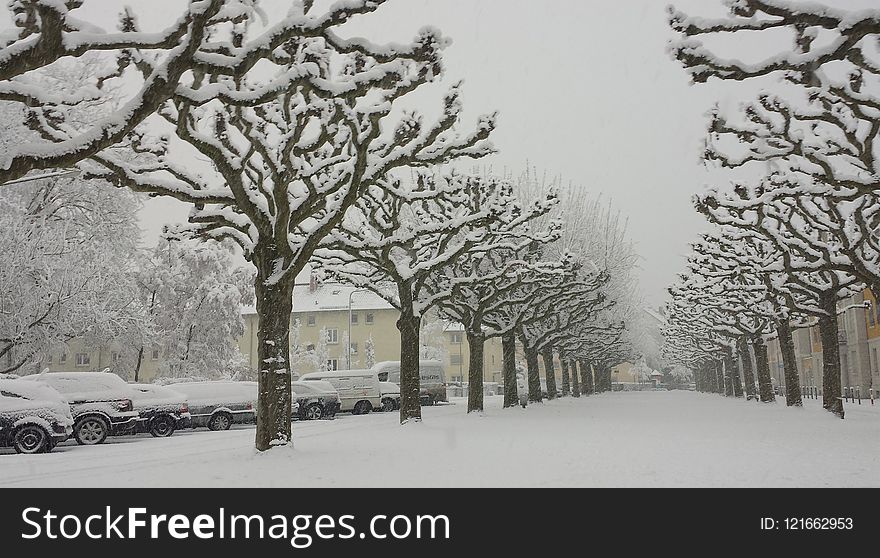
777 319 802 407
728 350 743 398
596 362 611 392
751 335 775 403
254 272 295 452
541 348 557 400
467 331 485 413
817 295 844 419
568 359 580 397
560 351 570 397
715 361 725 395
134 346 144 383
580 359 594 395
738 338 757 400
502 332 518 408
525 346 542 403
397 298 422 423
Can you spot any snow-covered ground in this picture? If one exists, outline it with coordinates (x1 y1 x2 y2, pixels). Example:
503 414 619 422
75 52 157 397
1 391 877 487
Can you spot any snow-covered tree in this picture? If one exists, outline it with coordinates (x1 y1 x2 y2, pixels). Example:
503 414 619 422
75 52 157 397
13 3 496 449
669 1 880 87
0 172 145 374
364 335 376 370
134 239 254 382
429 173 562 412
314 327 330 372
319 173 525 422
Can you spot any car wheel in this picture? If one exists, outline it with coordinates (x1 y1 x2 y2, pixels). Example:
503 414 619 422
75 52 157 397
381 398 395 413
353 401 372 415
13 425 49 454
208 413 232 431
74 417 109 445
149 415 176 438
304 403 323 421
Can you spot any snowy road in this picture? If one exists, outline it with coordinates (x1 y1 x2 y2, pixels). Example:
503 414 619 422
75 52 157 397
1 392 878 487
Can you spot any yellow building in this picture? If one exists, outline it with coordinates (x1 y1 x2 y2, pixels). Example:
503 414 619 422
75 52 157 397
239 282 505 382
38 339 163 382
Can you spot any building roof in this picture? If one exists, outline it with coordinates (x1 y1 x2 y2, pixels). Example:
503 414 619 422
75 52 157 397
241 283 395 316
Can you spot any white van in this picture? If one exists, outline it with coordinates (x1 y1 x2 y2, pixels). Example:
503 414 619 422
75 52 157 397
298 370 382 415
372 360 447 405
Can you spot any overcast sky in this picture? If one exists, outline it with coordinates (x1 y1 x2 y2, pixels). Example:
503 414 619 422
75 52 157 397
4 0 875 307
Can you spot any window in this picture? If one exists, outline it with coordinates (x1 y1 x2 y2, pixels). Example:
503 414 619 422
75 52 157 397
351 313 358 325
868 306 876 328
46 354 53 365
450 354 462 365
350 342 358 355
327 359 339 371
111 351 121 363
307 314 316 326
75 353 90 367
327 328 339 344
59 353 67 364
151 346 160 360
451 332 463 344
306 344 315 352
365 313 374 325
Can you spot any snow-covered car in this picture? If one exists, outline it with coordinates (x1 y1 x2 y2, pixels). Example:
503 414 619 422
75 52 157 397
291 380 340 420
0 379 74 453
379 381 400 412
129 384 191 437
167 381 257 431
19 372 140 445
372 360 447 405
298 370 382 414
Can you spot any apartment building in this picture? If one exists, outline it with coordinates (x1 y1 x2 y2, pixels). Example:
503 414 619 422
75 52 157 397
766 289 880 397
238 282 506 382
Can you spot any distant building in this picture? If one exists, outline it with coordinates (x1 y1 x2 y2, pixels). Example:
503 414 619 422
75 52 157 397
238 281 505 382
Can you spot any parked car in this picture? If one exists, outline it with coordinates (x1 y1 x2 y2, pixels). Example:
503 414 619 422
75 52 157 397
167 381 257 430
379 381 400 412
298 370 382 414
129 384 191 437
291 380 340 420
372 360 448 405
0 379 73 453
20 372 139 445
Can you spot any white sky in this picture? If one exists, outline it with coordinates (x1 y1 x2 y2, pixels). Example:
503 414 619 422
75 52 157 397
3 0 876 307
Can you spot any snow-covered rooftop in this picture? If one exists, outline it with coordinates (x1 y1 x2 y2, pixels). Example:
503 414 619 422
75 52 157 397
241 283 394 316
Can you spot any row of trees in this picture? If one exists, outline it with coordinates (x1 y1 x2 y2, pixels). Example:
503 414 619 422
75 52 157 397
663 0 880 419
0 0 642 449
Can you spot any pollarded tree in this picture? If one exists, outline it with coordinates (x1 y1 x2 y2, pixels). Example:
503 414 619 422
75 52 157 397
681 232 781 401
669 1 880 87
318 173 519 422
430 188 563 412
0 1 442 184
22 5 495 449
517 272 613 402
701 92 880 297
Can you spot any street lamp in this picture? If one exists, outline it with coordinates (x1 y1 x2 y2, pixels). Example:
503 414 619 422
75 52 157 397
1 169 81 186
347 289 370 370
458 331 463 382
